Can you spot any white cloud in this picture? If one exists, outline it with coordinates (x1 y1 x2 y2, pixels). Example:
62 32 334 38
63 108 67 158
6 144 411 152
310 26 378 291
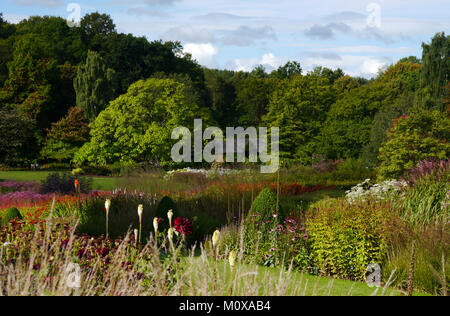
183 43 219 68
163 26 215 43
3 14 29 24
302 55 390 78
13 0 63 6
227 53 287 72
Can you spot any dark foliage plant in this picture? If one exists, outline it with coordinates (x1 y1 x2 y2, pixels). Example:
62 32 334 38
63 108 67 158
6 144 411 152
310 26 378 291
1 207 22 225
40 172 92 194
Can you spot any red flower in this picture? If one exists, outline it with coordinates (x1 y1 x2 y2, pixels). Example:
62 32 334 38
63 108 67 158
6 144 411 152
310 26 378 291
174 217 193 236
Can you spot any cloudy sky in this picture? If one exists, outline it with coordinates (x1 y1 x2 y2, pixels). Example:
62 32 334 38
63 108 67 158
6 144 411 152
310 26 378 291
3 0 449 77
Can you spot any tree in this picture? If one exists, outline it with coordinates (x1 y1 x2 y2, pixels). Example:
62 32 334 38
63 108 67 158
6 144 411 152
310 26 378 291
234 76 278 127
74 50 118 121
80 12 116 52
203 69 237 128
14 16 86 65
309 66 344 84
270 61 302 79
0 108 36 166
41 107 90 162
378 107 450 179
74 78 213 166
263 75 335 163
318 60 421 161
333 75 360 98
417 32 450 111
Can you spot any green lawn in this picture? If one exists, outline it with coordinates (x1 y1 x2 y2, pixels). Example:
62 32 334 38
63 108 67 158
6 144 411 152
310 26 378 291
186 258 430 296
0 171 119 191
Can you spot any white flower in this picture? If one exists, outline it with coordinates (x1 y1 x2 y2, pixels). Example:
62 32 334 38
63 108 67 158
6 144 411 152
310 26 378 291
138 204 143 218
105 199 111 215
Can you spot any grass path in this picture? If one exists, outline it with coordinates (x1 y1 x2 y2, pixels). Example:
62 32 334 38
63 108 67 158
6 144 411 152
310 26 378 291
0 171 119 191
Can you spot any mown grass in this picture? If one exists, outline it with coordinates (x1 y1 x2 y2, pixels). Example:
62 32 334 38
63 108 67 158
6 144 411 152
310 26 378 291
186 258 430 296
0 171 119 191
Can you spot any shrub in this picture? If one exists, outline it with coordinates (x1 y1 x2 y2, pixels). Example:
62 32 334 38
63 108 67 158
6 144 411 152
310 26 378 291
156 196 178 228
40 162 72 170
248 188 278 222
40 172 92 194
1 207 22 225
378 108 450 179
306 199 389 281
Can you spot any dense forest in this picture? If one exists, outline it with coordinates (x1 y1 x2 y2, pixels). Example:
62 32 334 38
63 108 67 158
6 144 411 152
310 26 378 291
0 12 448 179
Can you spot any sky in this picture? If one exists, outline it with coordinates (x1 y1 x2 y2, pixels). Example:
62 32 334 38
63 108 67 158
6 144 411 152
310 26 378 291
3 0 449 78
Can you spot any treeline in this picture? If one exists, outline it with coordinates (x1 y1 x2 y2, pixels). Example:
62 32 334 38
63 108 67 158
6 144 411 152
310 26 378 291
0 12 448 178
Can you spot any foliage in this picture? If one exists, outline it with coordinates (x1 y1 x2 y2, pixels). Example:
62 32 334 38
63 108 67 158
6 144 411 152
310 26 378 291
378 107 450 179
74 78 212 166
1 207 22 225
41 107 90 162
263 75 335 163
397 159 450 225
74 51 119 121
306 199 389 281
0 108 37 166
417 32 450 111
248 188 278 221
40 172 92 194
156 196 177 229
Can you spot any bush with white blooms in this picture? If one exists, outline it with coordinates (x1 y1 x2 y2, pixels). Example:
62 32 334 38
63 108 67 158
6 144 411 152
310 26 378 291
345 178 406 203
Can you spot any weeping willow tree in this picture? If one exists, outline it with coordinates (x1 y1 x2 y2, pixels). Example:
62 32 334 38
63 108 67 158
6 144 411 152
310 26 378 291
417 32 450 111
74 50 119 121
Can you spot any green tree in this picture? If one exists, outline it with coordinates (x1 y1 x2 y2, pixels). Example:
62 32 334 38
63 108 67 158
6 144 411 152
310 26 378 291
74 50 118 121
270 61 302 79
417 32 450 111
378 107 450 179
41 107 90 162
234 76 279 127
319 61 421 161
80 12 116 52
203 69 237 128
0 108 36 166
74 78 212 166
263 75 335 163
309 66 344 84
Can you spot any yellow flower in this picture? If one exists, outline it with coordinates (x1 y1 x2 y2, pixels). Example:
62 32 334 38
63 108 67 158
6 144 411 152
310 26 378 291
212 230 220 248
229 250 237 267
137 204 143 219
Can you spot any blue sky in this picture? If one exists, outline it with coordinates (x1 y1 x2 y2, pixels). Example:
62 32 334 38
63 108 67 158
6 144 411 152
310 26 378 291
3 0 449 78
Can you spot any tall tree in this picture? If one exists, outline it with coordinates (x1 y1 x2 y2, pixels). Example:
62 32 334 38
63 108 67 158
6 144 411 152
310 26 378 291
74 50 118 121
263 75 335 163
80 12 116 52
417 32 450 111
74 78 213 166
